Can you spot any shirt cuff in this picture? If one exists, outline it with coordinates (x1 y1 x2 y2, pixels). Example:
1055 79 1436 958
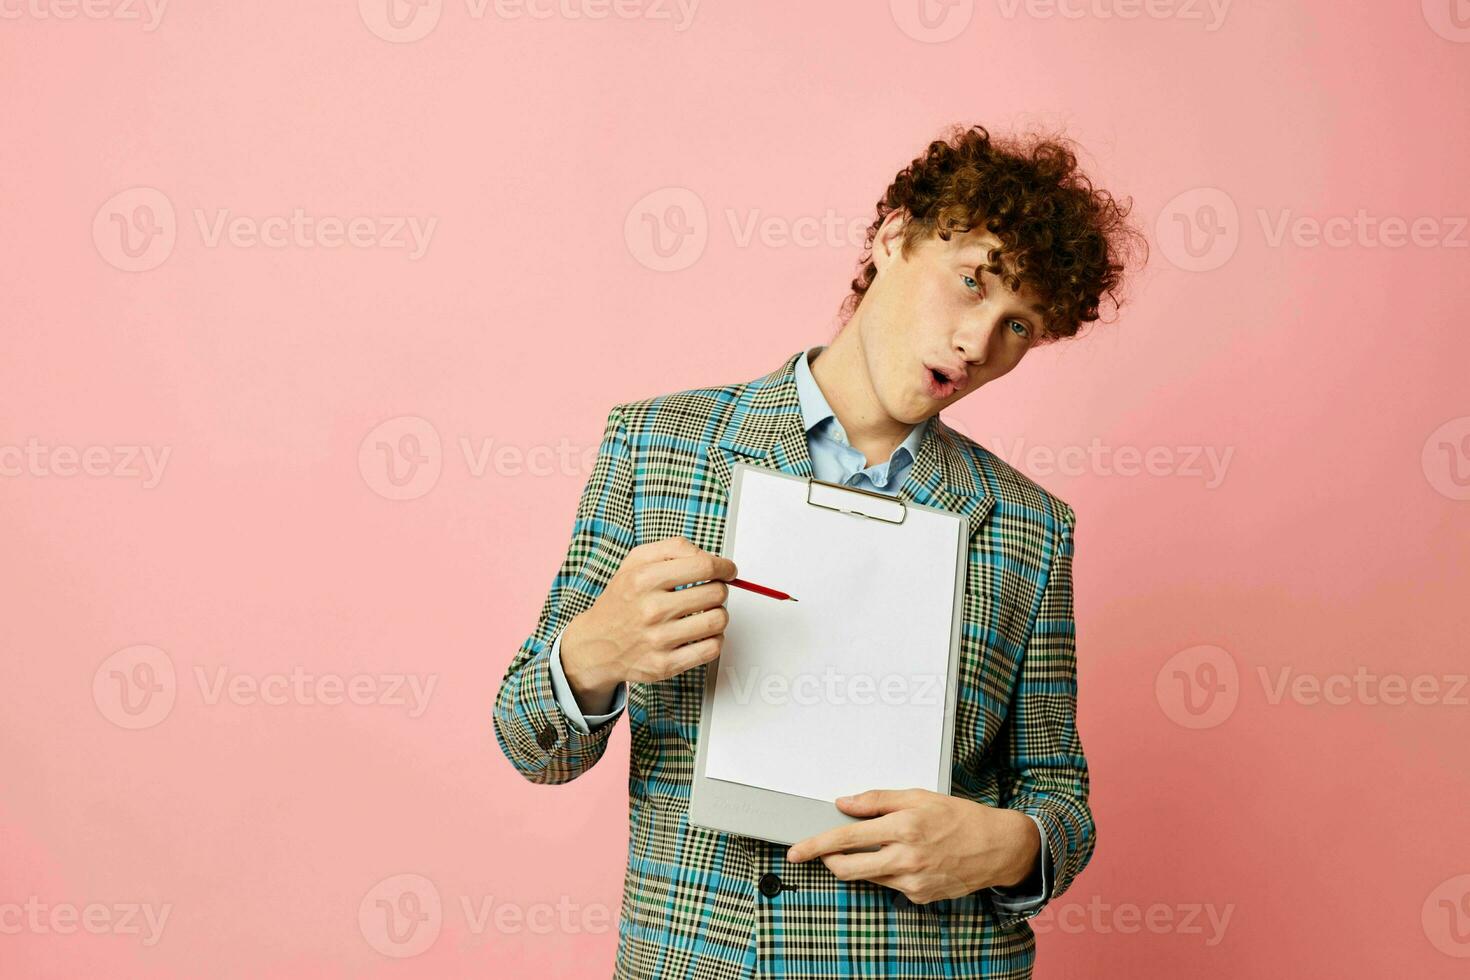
547 626 627 734
986 814 1052 912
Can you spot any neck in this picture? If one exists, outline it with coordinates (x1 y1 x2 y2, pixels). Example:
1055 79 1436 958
807 325 922 467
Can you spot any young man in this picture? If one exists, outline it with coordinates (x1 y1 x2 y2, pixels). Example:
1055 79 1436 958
494 124 1143 979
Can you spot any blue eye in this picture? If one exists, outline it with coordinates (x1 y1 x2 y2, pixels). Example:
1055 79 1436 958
964 273 1032 341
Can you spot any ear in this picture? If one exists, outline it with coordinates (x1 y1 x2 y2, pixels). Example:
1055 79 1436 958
872 208 910 274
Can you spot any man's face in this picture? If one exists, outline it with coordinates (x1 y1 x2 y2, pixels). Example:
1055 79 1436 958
856 210 1049 425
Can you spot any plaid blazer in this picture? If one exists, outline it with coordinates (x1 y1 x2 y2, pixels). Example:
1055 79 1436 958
493 348 1094 979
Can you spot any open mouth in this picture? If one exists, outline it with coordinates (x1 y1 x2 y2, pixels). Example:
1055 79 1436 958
925 366 960 399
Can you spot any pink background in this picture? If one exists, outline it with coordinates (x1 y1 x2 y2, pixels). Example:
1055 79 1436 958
3 2 1469 976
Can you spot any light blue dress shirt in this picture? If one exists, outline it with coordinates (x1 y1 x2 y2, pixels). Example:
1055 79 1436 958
546 345 1050 910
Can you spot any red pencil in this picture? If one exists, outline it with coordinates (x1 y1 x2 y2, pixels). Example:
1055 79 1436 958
728 578 798 602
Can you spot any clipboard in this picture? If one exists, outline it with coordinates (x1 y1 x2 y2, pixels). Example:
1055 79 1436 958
689 461 967 846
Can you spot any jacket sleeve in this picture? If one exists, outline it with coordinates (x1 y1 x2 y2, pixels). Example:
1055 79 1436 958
990 504 1095 925
492 403 638 784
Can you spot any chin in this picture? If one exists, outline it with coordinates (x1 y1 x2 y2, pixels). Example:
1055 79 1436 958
890 400 933 426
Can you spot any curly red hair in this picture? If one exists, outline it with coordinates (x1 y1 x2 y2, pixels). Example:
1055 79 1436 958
840 123 1148 342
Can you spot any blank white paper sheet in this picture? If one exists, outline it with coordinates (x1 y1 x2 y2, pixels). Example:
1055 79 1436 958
703 466 964 803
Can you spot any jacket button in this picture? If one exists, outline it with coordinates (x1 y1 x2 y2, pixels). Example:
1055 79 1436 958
892 893 912 910
536 725 557 750
758 873 783 898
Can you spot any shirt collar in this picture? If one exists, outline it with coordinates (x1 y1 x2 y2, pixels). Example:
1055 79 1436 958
793 345 930 467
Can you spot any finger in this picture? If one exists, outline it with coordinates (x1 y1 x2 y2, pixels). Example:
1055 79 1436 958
834 788 930 817
786 813 905 863
818 847 905 884
645 553 737 592
634 580 727 632
629 535 700 565
667 579 729 618
659 634 723 676
660 604 729 649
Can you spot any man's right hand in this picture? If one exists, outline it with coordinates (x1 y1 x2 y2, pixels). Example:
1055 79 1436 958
559 536 738 713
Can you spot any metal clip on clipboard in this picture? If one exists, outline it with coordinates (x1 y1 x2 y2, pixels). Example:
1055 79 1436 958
803 476 908 525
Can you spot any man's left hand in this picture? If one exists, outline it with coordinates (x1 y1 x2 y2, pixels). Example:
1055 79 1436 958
784 789 1040 905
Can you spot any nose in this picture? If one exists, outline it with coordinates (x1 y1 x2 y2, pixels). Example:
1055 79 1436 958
954 325 994 366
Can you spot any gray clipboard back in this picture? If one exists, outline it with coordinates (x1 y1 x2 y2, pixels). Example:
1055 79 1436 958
688 461 967 846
